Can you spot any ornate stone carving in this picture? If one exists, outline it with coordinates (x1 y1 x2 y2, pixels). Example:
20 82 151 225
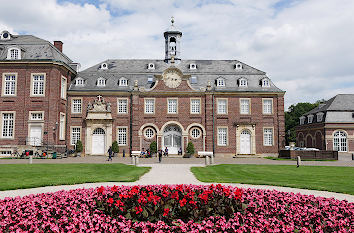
88 95 111 113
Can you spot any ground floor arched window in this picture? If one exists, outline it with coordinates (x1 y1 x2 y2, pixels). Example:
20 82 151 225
333 131 347 152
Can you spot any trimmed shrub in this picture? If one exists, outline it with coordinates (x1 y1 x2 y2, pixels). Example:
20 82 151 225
150 141 157 154
186 141 195 155
112 141 119 153
75 140 83 153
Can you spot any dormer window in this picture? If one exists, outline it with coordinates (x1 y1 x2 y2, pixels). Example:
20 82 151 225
189 63 197 70
7 47 21 60
300 116 305 125
308 114 314 124
75 78 85 86
1 31 11 40
317 112 324 122
148 63 155 70
216 78 225 87
147 76 154 84
239 78 248 87
97 77 106 87
100 63 108 70
119 77 128 86
235 63 243 70
190 76 197 84
261 78 270 87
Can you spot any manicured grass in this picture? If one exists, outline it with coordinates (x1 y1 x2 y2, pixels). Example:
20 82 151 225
264 156 336 161
191 164 354 195
0 164 150 191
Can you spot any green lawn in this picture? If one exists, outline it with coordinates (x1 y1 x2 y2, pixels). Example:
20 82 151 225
0 164 150 191
264 156 336 161
191 164 354 195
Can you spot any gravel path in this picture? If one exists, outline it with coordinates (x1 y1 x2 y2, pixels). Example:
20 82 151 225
0 164 353 202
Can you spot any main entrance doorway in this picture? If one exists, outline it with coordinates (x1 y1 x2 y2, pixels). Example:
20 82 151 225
92 128 105 155
29 126 42 146
240 130 251 154
163 125 182 155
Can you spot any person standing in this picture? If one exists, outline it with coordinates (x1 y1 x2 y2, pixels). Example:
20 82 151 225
165 147 168 157
158 149 162 163
107 146 113 161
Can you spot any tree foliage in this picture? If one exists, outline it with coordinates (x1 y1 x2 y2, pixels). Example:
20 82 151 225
186 142 195 155
112 141 119 153
150 141 157 154
75 140 83 153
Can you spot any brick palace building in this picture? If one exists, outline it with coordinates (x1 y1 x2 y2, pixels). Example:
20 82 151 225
0 20 285 157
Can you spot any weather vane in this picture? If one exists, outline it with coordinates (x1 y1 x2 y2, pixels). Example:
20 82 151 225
171 16 174 25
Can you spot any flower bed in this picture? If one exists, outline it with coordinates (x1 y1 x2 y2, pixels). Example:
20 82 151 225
0 185 353 232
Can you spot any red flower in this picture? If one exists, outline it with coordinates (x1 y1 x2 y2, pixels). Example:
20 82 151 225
115 200 124 207
135 206 143 214
179 198 187 207
171 191 179 200
97 186 105 194
234 188 243 200
111 185 118 192
163 208 170 216
107 198 114 204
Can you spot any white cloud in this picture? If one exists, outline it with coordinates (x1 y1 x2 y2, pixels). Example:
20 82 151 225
0 0 353 109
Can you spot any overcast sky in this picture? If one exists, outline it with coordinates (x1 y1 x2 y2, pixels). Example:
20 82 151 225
1 0 353 109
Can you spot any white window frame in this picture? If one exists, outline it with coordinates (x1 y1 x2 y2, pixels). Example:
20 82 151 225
190 127 201 139
6 47 21 60
235 63 243 70
61 76 67 100
2 73 17 96
307 114 314 124
29 111 44 121
217 98 228 114
144 98 155 114
317 112 324 122
71 98 82 114
190 76 198 84
190 98 201 114
240 98 250 114
263 128 273 146
117 98 128 114
119 77 128 86
117 127 128 146
144 128 155 139
75 78 85 86
261 78 270 87
189 63 197 70
59 112 66 141
216 78 225 87
262 98 273 115
300 116 305 125
239 78 247 87
217 127 228 146
167 98 178 114
148 63 155 70
333 131 347 152
70 126 81 146
97 77 106 87
30 73 46 97
0 111 15 139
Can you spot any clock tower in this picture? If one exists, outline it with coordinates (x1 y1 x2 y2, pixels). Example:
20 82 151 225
164 17 182 63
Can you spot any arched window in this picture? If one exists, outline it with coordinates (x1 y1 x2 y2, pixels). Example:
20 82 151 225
75 78 85 86
235 63 243 70
93 128 105 135
7 47 21 60
190 127 201 139
169 37 176 55
119 77 128 86
239 78 248 87
97 77 106 87
216 78 225 87
333 131 347 152
144 128 155 139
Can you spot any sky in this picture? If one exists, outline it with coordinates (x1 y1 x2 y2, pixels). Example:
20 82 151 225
0 0 353 109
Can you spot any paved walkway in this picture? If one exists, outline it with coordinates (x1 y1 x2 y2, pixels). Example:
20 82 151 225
0 164 353 202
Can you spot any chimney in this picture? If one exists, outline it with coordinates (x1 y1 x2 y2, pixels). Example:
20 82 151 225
54 41 63 52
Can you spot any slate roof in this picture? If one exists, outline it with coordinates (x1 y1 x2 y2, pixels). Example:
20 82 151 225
0 33 73 66
70 59 284 93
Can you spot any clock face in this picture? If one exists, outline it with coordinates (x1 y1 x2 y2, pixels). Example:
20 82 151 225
163 70 182 88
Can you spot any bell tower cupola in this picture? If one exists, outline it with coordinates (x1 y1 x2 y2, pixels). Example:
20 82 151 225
164 17 182 63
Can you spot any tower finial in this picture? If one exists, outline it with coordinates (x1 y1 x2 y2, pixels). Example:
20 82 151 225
171 16 174 25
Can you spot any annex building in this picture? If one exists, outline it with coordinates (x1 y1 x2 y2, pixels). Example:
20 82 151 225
0 20 285 157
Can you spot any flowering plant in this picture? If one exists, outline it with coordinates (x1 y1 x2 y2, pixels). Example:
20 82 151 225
95 184 244 223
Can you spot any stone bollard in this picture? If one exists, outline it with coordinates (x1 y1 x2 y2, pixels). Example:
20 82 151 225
131 155 136 165
210 154 214 164
29 155 33 164
205 155 210 165
135 156 139 165
297 156 301 168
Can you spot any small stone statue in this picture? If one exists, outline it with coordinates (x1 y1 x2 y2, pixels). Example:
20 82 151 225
106 102 111 112
87 102 93 110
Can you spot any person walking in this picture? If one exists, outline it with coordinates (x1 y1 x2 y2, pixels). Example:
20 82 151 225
158 149 162 163
164 147 168 157
107 146 113 161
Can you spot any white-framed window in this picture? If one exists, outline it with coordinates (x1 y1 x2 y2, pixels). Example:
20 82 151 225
30 112 43 120
71 127 81 145
167 99 178 114
61 76 67 99
189 63 197 70
31 74 45 96
190 76 197 84
117 98 128 114
216 78 225 87
300 116 305 125
144 98 155 114
7 48 21 60
217 127 227 146
72 99 82 114
119 77 128 86
97 77 106 87
1 113 14 138
190 128 201 139
239 78 247 87
100 63 108 70
2 74 17 96
308 115 314 124
333 131 347 152
317 112 324 122
235 63 243 70
240 99 250 114
261 78 270 87
148 63 155 70
263 128 273 146
190 98 201 114
59 113 65 140
263 99 273 114
75 78 85 86
147 76 154 84
144 128 155 139
117 127 127 146
217 99 227 114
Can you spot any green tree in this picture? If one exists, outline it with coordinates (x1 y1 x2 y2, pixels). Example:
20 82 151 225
285 101 322 145
149 141 157 154
112 141 119 153
75 140 83 153
186 141 195 155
